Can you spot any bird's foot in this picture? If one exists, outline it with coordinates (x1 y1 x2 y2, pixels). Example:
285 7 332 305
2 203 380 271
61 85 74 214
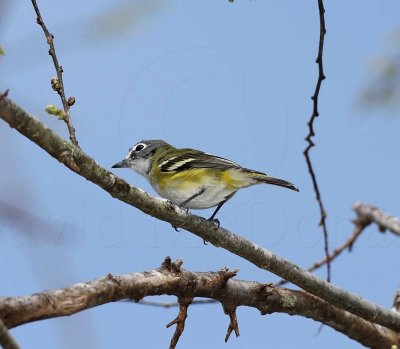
178 204 189 214
207 217 220 229
171 224 180 232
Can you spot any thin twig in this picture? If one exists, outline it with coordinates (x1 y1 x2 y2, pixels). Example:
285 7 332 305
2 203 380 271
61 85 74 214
303 0 330 282
0 319 20 349
30 0 79 147
223 307 240 342
166 297 193 349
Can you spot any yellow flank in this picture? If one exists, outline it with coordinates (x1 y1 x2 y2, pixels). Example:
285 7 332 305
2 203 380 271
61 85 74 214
222 170 234 187
222 169 249 189
154 168 260 192
223 169 258 189
157 168 212 191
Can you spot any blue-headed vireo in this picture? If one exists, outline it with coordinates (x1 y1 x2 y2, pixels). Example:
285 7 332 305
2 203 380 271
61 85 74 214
112 140 299 225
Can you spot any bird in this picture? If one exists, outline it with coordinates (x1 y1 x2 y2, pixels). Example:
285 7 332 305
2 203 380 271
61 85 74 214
112 140 299 227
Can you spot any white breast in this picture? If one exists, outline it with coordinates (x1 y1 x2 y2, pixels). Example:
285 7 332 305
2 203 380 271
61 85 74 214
153 182 236 210
130 157 152 176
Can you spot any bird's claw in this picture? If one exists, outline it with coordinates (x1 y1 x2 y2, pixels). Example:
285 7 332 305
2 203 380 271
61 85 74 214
178 204 189 214
201 217 220 245
171 224 180 232
207 217 220 229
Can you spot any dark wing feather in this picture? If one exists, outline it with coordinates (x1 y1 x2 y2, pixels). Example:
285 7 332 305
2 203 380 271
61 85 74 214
160 149 241 172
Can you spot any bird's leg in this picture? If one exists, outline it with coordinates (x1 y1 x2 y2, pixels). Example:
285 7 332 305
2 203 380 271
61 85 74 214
203 195 233 244
207 201 225 227
207 192 236 228
179 187 206 209
201 201 227 245
172 188 206 231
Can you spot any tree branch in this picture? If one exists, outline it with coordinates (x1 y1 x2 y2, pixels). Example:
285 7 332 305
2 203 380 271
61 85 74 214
30 0 79 147
0 319 20 349
1 96 400 332
354 201 400 237
303 0 330 282
0 258 398 349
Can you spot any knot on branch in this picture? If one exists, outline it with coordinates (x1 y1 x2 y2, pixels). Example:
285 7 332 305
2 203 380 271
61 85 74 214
218 267 239 283
59 148 80 173
256 284 281 315
161 256 183 275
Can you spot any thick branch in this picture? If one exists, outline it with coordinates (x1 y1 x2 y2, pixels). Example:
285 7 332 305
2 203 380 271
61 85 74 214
0 259 398 349
1 97 400 332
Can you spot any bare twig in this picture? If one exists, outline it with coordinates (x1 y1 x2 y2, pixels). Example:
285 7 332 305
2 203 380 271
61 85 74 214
354 202 400 237
2 97 400 333
304 0 330 282
30 0 79 147
0 258 399 348
274 217 370 287
223 307 240 342
166 297 193 349
0 319 20 349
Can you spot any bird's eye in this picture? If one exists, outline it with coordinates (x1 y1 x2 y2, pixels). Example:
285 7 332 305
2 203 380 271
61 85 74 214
135 144 145 152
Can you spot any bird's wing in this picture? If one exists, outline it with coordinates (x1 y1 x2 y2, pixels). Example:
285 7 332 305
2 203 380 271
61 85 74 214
159 149 241 172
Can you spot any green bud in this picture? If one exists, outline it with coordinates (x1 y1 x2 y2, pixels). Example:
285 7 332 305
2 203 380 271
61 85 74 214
45 104 66 120
51 77 61 92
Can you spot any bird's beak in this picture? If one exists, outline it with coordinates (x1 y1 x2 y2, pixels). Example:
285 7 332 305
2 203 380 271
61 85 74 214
112 159 129 168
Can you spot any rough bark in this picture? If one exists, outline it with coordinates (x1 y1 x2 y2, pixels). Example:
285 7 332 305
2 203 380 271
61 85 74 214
0 258 398 349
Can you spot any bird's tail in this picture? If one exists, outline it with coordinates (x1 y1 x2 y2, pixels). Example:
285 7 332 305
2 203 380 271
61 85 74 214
244 169 299 192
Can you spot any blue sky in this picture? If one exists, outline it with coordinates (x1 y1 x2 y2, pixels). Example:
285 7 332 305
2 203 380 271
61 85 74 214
1 1 400 348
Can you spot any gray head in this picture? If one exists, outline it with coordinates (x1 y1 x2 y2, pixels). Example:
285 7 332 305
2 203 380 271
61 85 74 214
112 140 169 176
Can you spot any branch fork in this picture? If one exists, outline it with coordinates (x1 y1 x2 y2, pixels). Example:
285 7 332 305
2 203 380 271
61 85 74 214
223 306 240 342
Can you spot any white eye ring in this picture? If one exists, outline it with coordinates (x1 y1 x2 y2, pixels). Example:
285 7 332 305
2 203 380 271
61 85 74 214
135 143 145 152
